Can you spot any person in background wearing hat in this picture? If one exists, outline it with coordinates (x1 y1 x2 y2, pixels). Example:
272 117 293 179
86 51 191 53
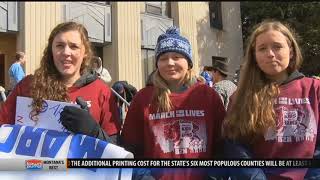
211 59 237 109
121 26 226 180
92 56 112 84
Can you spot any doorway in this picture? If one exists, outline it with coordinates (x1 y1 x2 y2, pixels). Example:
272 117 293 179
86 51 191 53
92 44 103 64
0 54 5 87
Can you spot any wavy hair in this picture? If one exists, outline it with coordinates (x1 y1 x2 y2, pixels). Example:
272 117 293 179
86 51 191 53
152 69 195 112
222 20 303 142
30 21 93 117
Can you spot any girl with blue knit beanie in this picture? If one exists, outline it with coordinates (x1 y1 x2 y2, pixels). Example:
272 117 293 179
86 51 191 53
121 26 226 180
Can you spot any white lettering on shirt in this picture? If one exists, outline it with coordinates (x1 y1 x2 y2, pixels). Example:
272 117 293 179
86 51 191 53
274 97 310 105
149 110 205 120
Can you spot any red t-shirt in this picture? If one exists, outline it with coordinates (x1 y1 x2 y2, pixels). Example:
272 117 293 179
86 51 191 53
122 83 226 180
252 77 320 180
0 75 120 136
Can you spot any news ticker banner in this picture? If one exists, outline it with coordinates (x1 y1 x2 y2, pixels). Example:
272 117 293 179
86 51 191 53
1 159 320 171
67 159 320 168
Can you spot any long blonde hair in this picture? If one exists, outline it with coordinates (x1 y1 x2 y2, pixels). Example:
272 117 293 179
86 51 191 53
222 20 303 142
30 22 93 117
152 69 195 112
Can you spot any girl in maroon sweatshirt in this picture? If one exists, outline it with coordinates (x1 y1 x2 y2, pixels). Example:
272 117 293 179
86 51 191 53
223 20 320 180
122 26 226 180
0 22 120 144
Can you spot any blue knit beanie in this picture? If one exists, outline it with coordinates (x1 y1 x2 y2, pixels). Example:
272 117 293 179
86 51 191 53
155 26 193 68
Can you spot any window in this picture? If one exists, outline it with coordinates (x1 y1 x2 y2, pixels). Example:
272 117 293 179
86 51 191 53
142 49 156 86
145 1 171 18
88 1 110 6
209 1 223 30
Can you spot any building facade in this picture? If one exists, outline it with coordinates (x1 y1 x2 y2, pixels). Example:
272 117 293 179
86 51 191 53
0 2 243 90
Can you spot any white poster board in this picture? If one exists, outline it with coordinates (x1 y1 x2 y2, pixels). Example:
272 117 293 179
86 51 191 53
15 96 79 132
11 96 134 179
0 124 134 180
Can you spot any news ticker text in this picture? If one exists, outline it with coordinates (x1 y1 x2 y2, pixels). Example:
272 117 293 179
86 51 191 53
0 159 319 171
67 159 318 168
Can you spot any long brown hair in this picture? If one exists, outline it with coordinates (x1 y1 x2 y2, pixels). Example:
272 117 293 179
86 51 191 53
152 69 195 112
222 20 303 142
30 21 93 116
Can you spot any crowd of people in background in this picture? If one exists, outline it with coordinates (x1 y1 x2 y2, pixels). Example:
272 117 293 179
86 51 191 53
0 19 319 180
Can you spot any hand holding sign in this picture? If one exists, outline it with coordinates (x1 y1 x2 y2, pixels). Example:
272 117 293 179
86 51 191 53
60 96 101 138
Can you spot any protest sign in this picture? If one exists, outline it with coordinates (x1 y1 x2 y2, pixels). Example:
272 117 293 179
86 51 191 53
15 96 79 132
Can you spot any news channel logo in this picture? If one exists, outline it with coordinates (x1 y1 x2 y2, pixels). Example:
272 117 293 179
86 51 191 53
25 159 43 170
25 159 66 170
